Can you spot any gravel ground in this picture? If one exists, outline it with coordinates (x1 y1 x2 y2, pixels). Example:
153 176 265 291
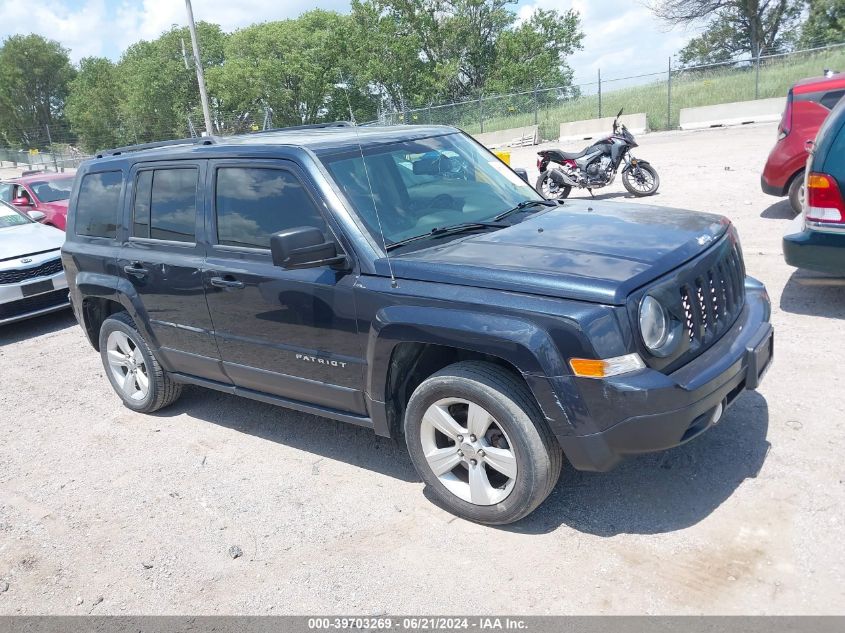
1 123 844 615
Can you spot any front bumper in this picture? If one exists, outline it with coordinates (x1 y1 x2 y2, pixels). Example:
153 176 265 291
558 279 773 472
783 215 845 274
0 269 69 326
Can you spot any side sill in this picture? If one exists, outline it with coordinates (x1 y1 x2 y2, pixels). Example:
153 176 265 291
169 372 375 431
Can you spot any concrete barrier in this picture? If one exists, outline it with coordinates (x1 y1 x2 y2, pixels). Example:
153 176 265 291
679 97 785 130
474 125 539 149
558 113 647 142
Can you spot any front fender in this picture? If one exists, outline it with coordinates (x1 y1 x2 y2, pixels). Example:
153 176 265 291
623 158 652 173
366 305 573 434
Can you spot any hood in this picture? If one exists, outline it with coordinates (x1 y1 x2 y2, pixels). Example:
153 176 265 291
0 221 65 262
381 200 730 305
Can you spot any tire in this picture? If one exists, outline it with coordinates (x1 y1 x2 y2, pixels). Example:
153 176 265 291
98 312 182 413
622 162 660 196
404 361 562 525
788 172 805 215
535 171 572 200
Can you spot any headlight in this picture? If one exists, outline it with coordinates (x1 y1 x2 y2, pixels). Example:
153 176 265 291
639 295 670 352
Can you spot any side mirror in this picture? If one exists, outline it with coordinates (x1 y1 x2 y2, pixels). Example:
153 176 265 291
28 210 46 223
270 226 347 270
12 196 30 207
513 167 529 183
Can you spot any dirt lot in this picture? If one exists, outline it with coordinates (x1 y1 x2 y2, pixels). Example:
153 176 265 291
1 123 844 615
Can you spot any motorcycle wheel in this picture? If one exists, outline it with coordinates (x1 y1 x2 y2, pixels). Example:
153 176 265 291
622 163 660 197
535 172 572 200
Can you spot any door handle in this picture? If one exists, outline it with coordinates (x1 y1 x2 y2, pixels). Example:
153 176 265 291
123 263 148 277
210 276 245 289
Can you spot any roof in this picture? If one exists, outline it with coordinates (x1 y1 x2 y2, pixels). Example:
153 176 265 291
793 72 845 94
3 171 75 184
89 124 459 166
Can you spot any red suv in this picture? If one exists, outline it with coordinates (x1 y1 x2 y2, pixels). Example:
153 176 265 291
0 172 76 230
761 73 845 213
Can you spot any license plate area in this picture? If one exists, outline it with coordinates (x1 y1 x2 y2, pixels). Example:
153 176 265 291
21 279 54 298
745 324 774 390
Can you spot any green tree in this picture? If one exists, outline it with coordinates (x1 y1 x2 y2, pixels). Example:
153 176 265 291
800 0 845 47
350 0 583 112
0 34 76 148
117 21 226 142
66 57 123 152
652 0 803 64
209 11 370 127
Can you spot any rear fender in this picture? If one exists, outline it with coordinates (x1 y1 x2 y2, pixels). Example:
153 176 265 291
74 271 161 353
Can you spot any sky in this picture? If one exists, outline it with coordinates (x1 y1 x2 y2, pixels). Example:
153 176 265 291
0 0 698 87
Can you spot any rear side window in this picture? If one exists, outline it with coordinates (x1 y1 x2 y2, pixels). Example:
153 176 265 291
132 168 198 242
215 167 326 249
820 90 845 110
75 171 122 238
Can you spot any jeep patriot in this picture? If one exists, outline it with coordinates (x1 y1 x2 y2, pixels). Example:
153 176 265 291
62 124 773 524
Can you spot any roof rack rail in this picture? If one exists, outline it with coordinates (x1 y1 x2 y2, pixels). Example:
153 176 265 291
95 136 218 158
249 121 353 135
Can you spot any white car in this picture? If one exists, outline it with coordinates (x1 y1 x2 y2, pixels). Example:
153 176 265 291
0 199 69 325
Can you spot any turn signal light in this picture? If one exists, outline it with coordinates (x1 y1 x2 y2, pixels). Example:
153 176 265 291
806 172 845 224
569 354 646 379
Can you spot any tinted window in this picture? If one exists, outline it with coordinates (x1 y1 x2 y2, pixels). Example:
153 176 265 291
132 168 197 242
76 171 122 238
820 90 845 110
215 167 325 248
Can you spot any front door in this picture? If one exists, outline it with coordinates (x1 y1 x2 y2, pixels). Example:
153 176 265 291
117 160 226 382
202 160 366 414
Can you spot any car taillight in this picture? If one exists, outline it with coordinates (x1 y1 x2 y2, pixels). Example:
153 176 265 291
806 172 845 224
778 90 793 140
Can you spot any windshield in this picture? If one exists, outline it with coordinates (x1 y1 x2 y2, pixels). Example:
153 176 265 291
321 132 542 247
30 177 74 203
0 199 31 228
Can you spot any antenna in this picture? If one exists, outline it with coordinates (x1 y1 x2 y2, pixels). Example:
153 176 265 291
339 73 398 288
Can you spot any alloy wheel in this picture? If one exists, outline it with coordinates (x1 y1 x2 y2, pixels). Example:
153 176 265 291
419 397 517 505
106 330 150 401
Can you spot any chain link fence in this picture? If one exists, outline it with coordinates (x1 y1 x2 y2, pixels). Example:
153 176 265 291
381 41 845 142
2 40 845 175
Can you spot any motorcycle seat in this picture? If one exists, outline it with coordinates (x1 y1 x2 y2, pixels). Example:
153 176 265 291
543 148 590 161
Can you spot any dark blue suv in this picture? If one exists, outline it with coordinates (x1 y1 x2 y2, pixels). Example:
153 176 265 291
62 124 773 524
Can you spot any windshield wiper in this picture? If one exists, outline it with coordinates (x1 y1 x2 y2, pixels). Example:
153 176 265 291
493 199 558 222
386 221 508 252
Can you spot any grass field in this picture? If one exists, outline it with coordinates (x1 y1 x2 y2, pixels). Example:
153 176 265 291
406 46 845 141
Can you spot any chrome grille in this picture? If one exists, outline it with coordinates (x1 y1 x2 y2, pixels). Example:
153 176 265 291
679 242 745 346
0 258 63 285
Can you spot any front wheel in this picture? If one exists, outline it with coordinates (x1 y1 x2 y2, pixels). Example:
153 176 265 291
622 162 660 196
535 171 571 200
404 361 562 525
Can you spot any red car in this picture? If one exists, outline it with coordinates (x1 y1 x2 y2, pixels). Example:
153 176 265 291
762 72 845 213
0 172 76 230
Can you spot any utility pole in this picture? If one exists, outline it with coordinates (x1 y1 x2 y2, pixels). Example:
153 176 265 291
185 0 213 136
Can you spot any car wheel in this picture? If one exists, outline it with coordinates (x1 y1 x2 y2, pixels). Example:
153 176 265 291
404 361 562 525
98 312 182 413
788 172 805 215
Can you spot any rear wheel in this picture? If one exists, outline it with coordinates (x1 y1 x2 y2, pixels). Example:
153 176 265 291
99 312 182 413
404 361 562 525
788 171 805 215
535 171 571 200
622 162 660 196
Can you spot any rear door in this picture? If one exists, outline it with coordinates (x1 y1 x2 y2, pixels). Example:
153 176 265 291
117 160 227 382
202 159 366 414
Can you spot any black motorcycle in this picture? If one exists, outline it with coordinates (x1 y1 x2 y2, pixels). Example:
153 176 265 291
535 108 659 199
